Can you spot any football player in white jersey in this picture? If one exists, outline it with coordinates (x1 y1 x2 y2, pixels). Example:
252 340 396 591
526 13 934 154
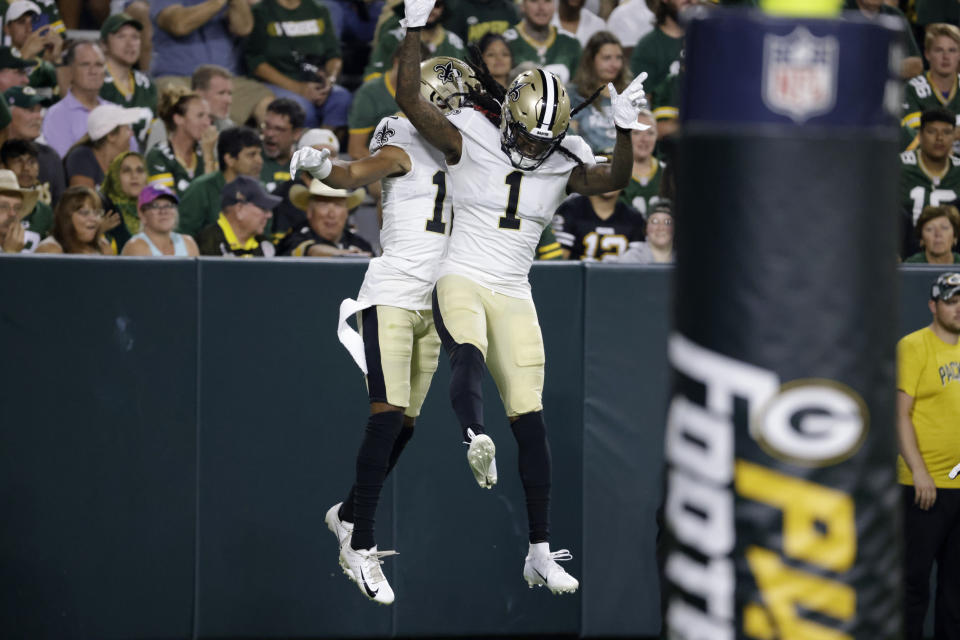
396 0 649 596
289 56 481 606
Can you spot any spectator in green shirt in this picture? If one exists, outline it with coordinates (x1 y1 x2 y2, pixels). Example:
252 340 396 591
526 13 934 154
99 13 156 150
178 126 264 237
348 53 400 159
844 0 921 79
261 98 303 192
443 0 518 44
363 0 466 82
145 84 219 196
0 45 32 94
244 0 352 132
629 0 686 108
0 138 50 251
904 204 960 264
503 0 581 84
3 1 60 102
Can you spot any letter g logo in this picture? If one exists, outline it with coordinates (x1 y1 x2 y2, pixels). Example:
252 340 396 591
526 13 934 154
752 380 868 467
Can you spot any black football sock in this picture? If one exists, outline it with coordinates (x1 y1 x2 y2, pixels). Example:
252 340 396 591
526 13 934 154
511 411 552 544
350 410 404 551
340 424 415 524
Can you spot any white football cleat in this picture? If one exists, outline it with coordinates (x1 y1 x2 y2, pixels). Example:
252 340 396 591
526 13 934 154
466 428 497 489
523 544 579 594
324 502 353 549
338 544 398 605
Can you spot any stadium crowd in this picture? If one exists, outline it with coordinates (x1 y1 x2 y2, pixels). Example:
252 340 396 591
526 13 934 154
0 0 950 264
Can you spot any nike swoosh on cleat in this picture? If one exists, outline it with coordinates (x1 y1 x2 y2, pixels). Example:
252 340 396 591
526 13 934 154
359 568 379 598
534 567 548 583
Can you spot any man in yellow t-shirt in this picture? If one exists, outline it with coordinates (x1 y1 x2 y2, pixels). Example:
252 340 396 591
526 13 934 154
897 271 960 640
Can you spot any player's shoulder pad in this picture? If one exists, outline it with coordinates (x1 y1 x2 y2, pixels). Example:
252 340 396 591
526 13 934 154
900 149 918 165
369 115 413 154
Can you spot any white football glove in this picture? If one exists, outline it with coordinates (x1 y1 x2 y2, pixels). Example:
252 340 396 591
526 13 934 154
401 0 435 28
289 147 332 181
609 71 650 131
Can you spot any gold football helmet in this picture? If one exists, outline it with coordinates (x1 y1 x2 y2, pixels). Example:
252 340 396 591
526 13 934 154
500 69 571 170
420 56 480 113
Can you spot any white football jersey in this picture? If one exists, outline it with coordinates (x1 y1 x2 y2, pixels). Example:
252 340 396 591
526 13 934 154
440 108 594 299
356 116 451 310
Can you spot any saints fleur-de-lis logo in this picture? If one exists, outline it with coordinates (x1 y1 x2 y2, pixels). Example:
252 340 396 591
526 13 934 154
508 80 529 102
374 123 396 147
434 61 461 85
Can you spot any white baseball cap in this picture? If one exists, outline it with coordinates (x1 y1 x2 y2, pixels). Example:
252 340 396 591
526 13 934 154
6 1 41 23
87 104 148 141
297 128 340 154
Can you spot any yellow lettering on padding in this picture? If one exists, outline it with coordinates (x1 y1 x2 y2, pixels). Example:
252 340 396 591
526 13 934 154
735 460 855 572
744 547 854 640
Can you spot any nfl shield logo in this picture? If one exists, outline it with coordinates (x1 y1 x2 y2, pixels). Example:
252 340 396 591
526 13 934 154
762 27 839 123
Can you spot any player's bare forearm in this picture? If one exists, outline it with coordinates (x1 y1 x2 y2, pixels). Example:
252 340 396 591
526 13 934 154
567 129 632 195
395 28 462 163
325 147 410 189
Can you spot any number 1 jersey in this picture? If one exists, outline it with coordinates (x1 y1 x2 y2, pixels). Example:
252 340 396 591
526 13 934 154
357 116 451 310
440 107 594 299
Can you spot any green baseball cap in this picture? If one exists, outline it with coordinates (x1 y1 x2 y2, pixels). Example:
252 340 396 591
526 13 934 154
4 86 43 109
0 46 33 71
100 13 142 40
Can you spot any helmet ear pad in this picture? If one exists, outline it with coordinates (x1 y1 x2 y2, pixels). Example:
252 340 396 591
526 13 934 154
499 69 571 170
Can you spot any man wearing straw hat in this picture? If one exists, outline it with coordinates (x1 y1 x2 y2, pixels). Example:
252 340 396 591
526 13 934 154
0 167 38 252
279 178 370 257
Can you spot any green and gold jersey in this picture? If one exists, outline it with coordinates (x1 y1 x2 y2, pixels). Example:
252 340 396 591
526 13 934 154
348 74 399 143
21 199 52 252
442 0 519 44
244 0 341 82
902 72 960 129
100 67 157 145
364 15 467 81
260 155 291 194
652 72 680 123
620 158 665 219
899 149 960 226
629 28 683 105
536 224 563 260
145 141 205 197
177 170 225 237
901 124 919 152
27 60 57 97
503 24 581 83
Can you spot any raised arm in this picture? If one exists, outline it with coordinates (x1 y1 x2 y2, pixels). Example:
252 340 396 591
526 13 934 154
155 0 226 38
567 72 649 196
394 0 462 164
290 145 411 190
566 129 633 195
